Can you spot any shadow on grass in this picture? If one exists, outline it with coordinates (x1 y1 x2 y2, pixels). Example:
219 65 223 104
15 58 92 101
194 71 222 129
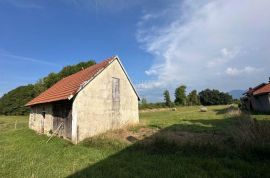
213 105 239 115
67 118 270 178
249 110 270 115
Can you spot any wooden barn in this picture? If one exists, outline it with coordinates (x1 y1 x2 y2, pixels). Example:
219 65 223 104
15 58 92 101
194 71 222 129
242 78 270 113
26 56 140 143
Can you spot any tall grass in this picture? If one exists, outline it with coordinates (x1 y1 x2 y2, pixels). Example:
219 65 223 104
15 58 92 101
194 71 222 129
232 117 270 146
228 113 270 160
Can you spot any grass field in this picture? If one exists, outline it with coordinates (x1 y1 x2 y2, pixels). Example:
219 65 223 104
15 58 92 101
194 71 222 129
1 105 270 178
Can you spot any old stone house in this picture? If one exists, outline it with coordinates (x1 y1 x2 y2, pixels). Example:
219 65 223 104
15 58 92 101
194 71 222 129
26 56 140 143
242 78 270 113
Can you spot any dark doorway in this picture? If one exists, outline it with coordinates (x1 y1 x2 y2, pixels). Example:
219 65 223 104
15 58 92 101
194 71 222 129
52 100 72 139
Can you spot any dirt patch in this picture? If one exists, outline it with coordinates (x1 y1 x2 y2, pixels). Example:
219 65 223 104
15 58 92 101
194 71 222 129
103 126 160 144
102 125 224 145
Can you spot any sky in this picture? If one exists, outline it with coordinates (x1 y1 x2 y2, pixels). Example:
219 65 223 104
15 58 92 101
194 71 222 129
0 0 270 102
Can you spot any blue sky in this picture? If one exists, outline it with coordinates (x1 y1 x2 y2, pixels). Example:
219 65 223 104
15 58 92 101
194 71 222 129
0 0 270 101
0 0 155 97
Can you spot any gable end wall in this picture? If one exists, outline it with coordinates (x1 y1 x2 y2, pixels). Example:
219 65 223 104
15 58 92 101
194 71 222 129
72 59 139 142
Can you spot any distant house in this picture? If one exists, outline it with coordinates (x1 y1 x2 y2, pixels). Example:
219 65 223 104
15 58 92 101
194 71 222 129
26 56 140 143
242 78 270 113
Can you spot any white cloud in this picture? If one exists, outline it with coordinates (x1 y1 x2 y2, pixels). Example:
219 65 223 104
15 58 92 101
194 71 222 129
144 65 164 76
145 69 157 76
136 81 163 90
225 66 261 76
207 47 241 68
137 0 270 101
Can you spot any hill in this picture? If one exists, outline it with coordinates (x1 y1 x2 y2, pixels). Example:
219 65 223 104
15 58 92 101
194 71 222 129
229 90 245 99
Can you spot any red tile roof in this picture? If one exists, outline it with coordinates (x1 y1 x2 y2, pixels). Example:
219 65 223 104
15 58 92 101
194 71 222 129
253 83 270 95
243 83 266 95
26 56 115 106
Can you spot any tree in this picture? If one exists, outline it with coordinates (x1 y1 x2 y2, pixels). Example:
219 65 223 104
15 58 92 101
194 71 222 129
199 89 233 106
174 85 187 105
33 79 46 95
139 98 148 109
43 72 60 88
43 60 96 89
0 60 96 115
163 90 172 107
59 60 96 79
141 98 148 105
0 85 36 115
187 90 200 105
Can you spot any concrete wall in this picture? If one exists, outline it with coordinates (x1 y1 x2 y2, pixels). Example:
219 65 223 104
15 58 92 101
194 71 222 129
29 104 53 135
251 94 270 112
72 59 139 142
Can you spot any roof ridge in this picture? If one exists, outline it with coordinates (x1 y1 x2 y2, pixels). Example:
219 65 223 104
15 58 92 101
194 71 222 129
59 56 115 81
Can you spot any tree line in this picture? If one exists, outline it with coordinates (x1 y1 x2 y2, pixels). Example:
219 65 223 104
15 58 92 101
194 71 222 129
140 85 233 109
0 60 234 115
0 60 96 115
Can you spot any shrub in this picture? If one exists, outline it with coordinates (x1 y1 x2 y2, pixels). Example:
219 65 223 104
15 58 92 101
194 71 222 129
199 89 233 106
139 102 167 110
230 114 270 160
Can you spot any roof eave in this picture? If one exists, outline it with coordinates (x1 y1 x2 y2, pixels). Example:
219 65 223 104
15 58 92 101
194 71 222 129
253 92 270 96
114 56 141 101
25 98 70 107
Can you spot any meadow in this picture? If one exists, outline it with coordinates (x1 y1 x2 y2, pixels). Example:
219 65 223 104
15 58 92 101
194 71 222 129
1 105 270 178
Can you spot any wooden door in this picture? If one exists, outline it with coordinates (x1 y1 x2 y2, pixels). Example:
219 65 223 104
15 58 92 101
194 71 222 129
64 111 72 139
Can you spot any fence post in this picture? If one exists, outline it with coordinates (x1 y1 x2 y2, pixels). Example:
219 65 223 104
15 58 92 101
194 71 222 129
15 120 17 129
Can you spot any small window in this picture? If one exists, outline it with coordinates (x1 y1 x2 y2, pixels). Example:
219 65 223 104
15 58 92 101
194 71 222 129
42 112 46 119
112 78 120 110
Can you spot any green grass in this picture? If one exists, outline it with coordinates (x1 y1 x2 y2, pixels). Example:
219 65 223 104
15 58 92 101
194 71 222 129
139 105 226 132
1 105 270 178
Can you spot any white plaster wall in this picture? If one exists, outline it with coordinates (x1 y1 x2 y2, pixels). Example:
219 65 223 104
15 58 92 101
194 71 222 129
72 59 139 142
29 104 53 134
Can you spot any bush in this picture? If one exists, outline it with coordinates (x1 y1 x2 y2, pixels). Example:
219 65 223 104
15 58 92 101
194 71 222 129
139 102 168 110
199 89 233 106
232 116 270 146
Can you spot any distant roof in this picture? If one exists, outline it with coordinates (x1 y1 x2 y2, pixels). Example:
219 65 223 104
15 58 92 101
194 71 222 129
253 83 270 95
26 56 139 106
243 83 266 95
